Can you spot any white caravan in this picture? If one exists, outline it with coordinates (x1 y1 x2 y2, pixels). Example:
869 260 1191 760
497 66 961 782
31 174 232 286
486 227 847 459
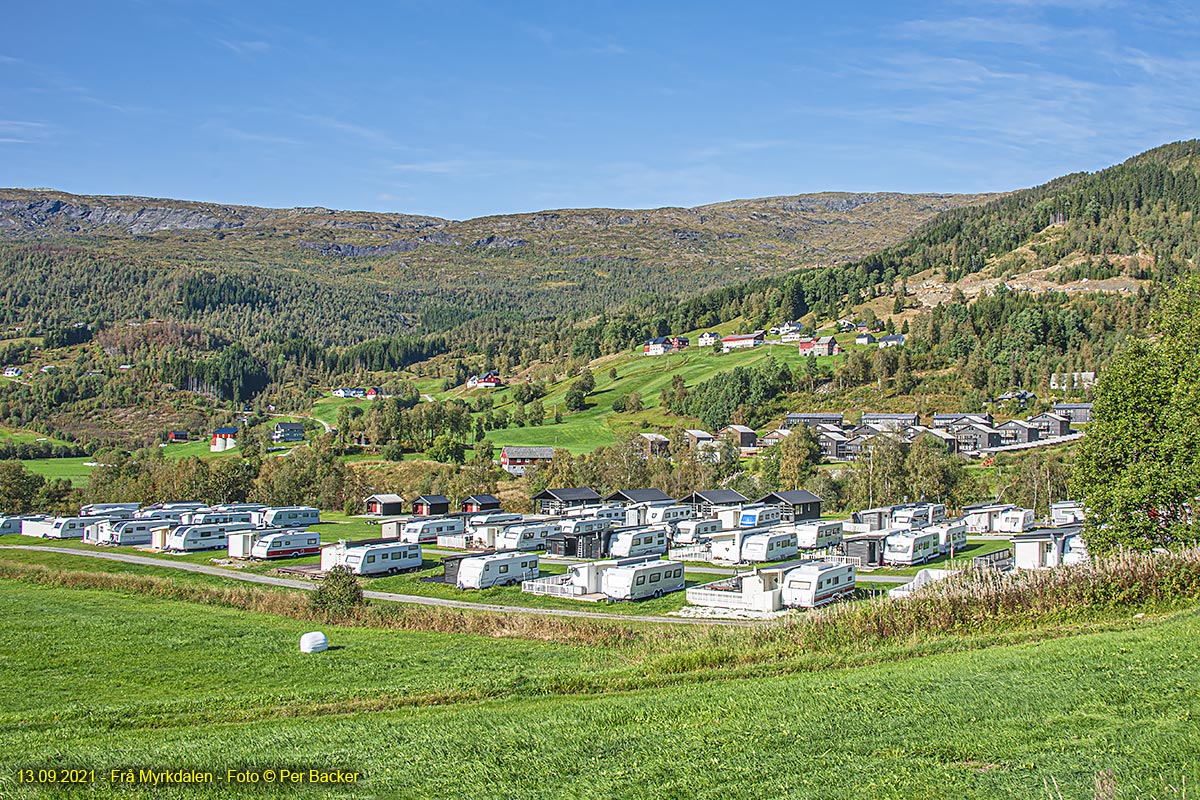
645 505 694 527
741 530 799 563
927 520 968 555
1051 501 1086 527
95 519 156 546
254 506 320 529
609 527 669 558
494 522 558 552
456 552 539 589
584 506 628 524
79 503 139 518
558 517 612 536
180 510 254 526
738 504 783 529
166 522 255 552
339 542 423 576
601 560 685 601
995 508 1035 533
793 520 843 550
673 518 722 545
23 516 113 539
400 517 465 544
251 531 322 559
0 515 37 535
780 561 857 608
883 530 940 566
889 503 948 530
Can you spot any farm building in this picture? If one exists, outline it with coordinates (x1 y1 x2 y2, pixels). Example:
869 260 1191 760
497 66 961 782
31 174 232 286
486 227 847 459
467 371 504 389
721 331 765 352
756 490 823 522
412 495 451 516
855 333 876 345
332 387 367 398
877 334 906 348
363 494 405 516
532 487 602 515
167 430 189 443
271 422 305 443
697 332 721 347
500 445 554 476
461 494 502 513
210 427 238 452
796 336 842 357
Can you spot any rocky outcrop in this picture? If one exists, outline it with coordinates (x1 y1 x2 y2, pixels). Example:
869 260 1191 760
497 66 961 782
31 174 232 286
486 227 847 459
297 239 420 257
472 234 527 249
0 198 240 234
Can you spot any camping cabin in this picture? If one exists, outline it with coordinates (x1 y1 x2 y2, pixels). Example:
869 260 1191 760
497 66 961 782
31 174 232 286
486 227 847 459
601 560 685 601
461 494 502 514
793 520 844 550
609 527 669 558
456 552 539 589
883 530 940 566
756 490 823 522
253 507 320 529
251 531 322 559
399 517 465 544
532 487 603 515
1012 526 1083 570
841 531 889 567
741 530 799 563
779 561 856 608
364 494 405 516
166 522 255 552
494 522 558 552
412 495 451 517
545 528 611 559
672 518 722 545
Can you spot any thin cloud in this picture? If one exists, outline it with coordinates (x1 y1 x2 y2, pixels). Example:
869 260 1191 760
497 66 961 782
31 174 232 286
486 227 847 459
216 38 272 56
897 16 1061 47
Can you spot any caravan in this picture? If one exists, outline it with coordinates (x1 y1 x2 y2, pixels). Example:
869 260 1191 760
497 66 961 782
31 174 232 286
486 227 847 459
456 552 539 589
644 505 693 527
673 518 722 545
23 516 111 539
254 506 320 529
0 515 37 535
601 560 685 601
166 522 255 552
794 520 843 550
995 508 1035 533
890 504 948 530
609 527 669 558
339 542 423 576
494 522 558 552
400 517 465 544
738 504 784 529
251 531 322 559
558 517 612 536
741 530 799 563
927 520 968 555
883 530 940 566
180 510 253 526
79 503 139 518
780 561 856 608
95 519 156 546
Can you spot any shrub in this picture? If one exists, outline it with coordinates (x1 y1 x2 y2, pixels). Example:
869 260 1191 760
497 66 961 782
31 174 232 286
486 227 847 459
309 566 365 617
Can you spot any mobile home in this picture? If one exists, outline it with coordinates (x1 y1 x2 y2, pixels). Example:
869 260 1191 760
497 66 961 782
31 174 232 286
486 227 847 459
0 515 37 535
890 503 947 530
254 506 320 529
251 531 322 559
558 517 613 536
1051 501 1086 527
165 522 255 552
927 520 968 555
400 517 465 544
883 530 940 566
793 520 843 550
456 552 540 589
334 541 423 576
601 559 685 601
465 513 525 547
736 504 784 529
779 561 857 608
494 522 558 552
741 530 799 563
24 516 112 540
642 504 693 528
180 510 254 526
94 519 156 546
79 503 139 518
609 527 669 558
994 507 1035 533
673 518 722 545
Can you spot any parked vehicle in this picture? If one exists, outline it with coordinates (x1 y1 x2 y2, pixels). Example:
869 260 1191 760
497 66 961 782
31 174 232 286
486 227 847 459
582 505 627 524
883 530 940 566
995 508 1035 533
609 527 669 558
400 517 465 544
558 517 612 536
672 518 722 545
340 542 423 576
0 515 37 535
179 511 253 526
741 530 799 563
494 522 558 551
780 561 856 608
456 552 539 589
79 503 139 518
23 516 113 539
165 522 255 552
927 520 968 555
738 504 783 528
601 560 685 600
253 506 320 529
793 520 843 549
890 503 947 530
95 519 156 546
645 505 693 527
251 531 322 559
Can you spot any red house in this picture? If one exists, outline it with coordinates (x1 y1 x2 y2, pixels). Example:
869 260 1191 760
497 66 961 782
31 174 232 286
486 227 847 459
500 445 554 476
412 495 451 516
461 494 502 513
168 430 189 443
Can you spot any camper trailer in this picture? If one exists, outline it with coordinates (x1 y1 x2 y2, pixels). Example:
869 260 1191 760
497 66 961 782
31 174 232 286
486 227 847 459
601 560 685 601
95 519 156 546
339 542 423 576
673 518 722 545
0 515 37 535
464 513 525 548
23 516 112 539
927 520 968 555
737 504 784 529
165 522 255 552
251 531 322 559
400 517 465 544
212 503 267 513
995 508 1035 533
780 561 856 608
456 552 539 589
644 505 693 528
254 506 320 529
883 530 940 566
79 503 139 518
793 520 843 550
494 522 558 552
609 527 669 558
180 510 253 526
582 505 628 524
558 517 612 536
136 502 205 519
1051 501 1086 527
890 503 947 530
741 530 800 563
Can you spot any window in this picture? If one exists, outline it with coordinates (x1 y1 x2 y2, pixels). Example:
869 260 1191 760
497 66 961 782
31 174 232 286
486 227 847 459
832 576 839 584
367 555 376 563
499 564 509 574
636 575 646 586
308 538 317 545
650 573 661 583
788 580 812 590
380 552 388 560
674 568 683 578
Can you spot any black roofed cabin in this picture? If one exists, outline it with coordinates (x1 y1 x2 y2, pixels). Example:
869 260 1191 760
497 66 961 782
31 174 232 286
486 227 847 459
461 494 502 514
756 490 823 522
412 495 451 516
531 487 602 515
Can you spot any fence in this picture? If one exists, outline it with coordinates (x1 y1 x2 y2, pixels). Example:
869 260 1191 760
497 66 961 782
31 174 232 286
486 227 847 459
521 574 586 598
669 544 713 562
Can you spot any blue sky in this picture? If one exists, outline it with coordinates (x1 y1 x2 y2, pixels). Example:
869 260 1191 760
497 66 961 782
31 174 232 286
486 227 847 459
3 1 1198 219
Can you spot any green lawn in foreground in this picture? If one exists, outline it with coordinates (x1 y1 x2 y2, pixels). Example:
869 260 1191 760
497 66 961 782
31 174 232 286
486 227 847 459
0 582 1195 798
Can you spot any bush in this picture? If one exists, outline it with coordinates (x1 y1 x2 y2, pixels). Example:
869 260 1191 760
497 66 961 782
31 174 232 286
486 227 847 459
309 566 365 617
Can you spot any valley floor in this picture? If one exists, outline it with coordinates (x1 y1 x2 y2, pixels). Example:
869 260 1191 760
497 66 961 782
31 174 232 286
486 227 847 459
0 576 1197 799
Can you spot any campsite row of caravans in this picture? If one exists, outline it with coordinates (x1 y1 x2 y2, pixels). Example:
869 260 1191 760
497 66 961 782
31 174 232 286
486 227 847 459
522 556 687 602
686 560 857 612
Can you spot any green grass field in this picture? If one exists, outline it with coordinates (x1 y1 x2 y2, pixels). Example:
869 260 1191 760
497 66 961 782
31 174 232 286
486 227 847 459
19 456 95 485
0 578 1196 799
